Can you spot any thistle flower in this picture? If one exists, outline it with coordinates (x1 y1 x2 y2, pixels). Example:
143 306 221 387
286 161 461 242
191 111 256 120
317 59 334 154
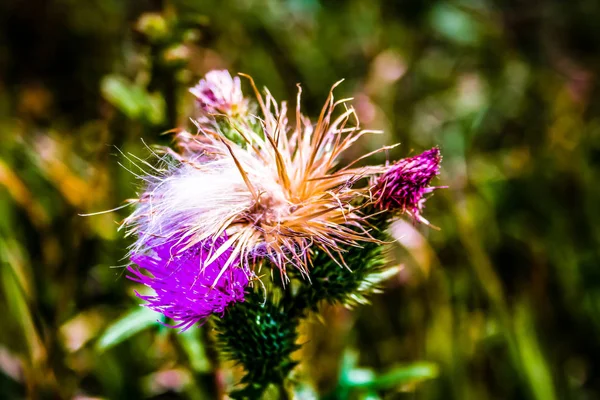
126 235 249 330
189 70 247 117
373 147 441 223
125 74 389 280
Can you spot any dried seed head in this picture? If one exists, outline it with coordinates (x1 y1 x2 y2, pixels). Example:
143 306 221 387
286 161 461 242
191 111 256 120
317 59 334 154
125 73 388 280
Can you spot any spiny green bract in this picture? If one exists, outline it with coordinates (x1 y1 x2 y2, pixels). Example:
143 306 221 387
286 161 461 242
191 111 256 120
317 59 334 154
215 210 392 398
290 210 391 315
216 290 300 399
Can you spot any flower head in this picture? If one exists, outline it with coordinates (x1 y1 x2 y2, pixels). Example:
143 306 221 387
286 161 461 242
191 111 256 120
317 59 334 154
125 74 388 279
374 147 441 222
127 235 249 330
189 70 247 117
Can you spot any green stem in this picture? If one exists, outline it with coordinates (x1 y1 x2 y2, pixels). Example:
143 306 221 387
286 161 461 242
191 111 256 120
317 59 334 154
277 383 292 400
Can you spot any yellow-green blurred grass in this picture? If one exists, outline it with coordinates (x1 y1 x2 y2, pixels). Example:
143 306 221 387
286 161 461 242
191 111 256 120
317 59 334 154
1 0 600 398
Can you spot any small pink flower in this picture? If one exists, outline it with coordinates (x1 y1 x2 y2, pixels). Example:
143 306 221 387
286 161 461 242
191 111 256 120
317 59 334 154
374 147 441 222
189 70 247 116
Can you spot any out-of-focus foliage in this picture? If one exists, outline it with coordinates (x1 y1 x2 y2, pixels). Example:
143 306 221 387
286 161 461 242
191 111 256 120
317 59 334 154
1 0 599 398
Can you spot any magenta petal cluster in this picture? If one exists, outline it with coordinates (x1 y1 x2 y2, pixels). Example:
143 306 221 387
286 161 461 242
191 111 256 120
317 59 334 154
374 147 441 220
189 70 246 116
127 236 249 330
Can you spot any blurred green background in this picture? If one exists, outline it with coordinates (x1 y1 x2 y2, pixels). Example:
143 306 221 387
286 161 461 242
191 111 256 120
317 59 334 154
1 0 600 399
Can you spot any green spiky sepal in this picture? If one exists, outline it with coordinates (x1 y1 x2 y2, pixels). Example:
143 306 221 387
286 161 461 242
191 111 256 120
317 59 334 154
289 209 395 315
215 209 396 398
215 290 300 399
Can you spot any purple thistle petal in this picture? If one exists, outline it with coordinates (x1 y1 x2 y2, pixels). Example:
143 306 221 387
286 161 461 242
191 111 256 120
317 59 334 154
374 147 442 220
127 235 249 331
